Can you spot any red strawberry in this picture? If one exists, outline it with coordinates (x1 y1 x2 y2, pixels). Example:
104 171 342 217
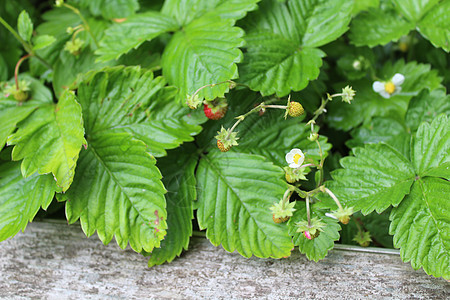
203 97 228 120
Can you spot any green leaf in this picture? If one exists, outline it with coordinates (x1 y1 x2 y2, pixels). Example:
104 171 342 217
77 66 202 157
237 110 331 167
0 102 37 149
417 0 450 52
202 0 260 21
7 90 85 191
95 11 179 62
327 60 442 131
293 0 354 48
287 203 341 261
239 32 324 96
239 0 352 96
349 8 414 47
412 115 450 179
196 151 293 258
161 0 259 26
62 131 167 253
392 0 440 22
75 0 139 19
347 117 411 159
390 177 450 280
17 10 33 42
405 88 450 132
324 144 416 215
53 49 113 97
162 16 244 101
352 0 379 15
32 34 56 50
0 161 57 242
147 146 197 266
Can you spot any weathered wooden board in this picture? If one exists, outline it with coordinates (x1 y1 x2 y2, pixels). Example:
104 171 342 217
0 221 448 299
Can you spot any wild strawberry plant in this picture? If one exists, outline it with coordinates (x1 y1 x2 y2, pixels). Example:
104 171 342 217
0 0 448 280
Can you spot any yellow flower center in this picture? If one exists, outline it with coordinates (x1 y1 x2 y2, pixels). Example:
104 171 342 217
384 82 396 94
293 153 303 165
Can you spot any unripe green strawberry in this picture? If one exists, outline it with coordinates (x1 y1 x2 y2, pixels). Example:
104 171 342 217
273 214 290 224
288 102 304 117
285 173 295 183
14 90 29 102
217 140 230 152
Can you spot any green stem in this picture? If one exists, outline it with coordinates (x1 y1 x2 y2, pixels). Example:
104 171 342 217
281 189 292 210
0 16 32 52
225 97 280 140
323 187 343 210
306 195 311 227
315 139 324 187
63 3 99 48
0 16 53 70
191 80 232 100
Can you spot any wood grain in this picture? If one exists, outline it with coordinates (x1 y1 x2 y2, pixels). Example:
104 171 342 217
0 221 448 299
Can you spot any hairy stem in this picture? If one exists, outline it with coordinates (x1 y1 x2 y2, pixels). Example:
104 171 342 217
14 54 31 90
63 3 99 48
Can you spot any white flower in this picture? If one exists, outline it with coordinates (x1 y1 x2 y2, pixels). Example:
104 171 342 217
372 73 405 99
285 148 305 169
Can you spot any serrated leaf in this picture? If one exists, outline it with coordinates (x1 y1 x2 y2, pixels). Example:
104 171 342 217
196 151 293 258
417 0 450 52
347 117 411 159
349 7 414 47
53 49 113 97
412 115 450 179
77 66 202 157
32 34 56 50
162 16 243 101
325 144 415 215
287 203 341 261
161 0 259 26
352 0 379 15
239 32 324 96
7 91 85 191
390 177 450 279
147 146 197 266
95 11 179 62
75 0 139 19
239 0 352 96
17 10 33 42
327 60 442 131
405 88 450 132
238 110 331 167
202 0 260 21
0 102 37 149
62 131 167 253
392 0 440 22
0 161 57 242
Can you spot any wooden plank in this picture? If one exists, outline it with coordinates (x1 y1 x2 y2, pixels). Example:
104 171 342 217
0 221 448 299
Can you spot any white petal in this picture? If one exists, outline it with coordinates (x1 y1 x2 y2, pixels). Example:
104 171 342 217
325 213 338 220
391 73 405 86
289 162 300 168
379 91 391 99
291 148 302 155
286 152 294 163
372 81 385 93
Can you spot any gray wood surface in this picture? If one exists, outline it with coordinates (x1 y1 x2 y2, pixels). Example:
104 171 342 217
0 221 448 299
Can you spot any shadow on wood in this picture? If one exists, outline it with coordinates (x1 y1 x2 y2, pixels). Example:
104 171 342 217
0 221 448 298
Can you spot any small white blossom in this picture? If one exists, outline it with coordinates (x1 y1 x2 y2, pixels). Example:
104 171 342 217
372 73 405 98
285 148 305 169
